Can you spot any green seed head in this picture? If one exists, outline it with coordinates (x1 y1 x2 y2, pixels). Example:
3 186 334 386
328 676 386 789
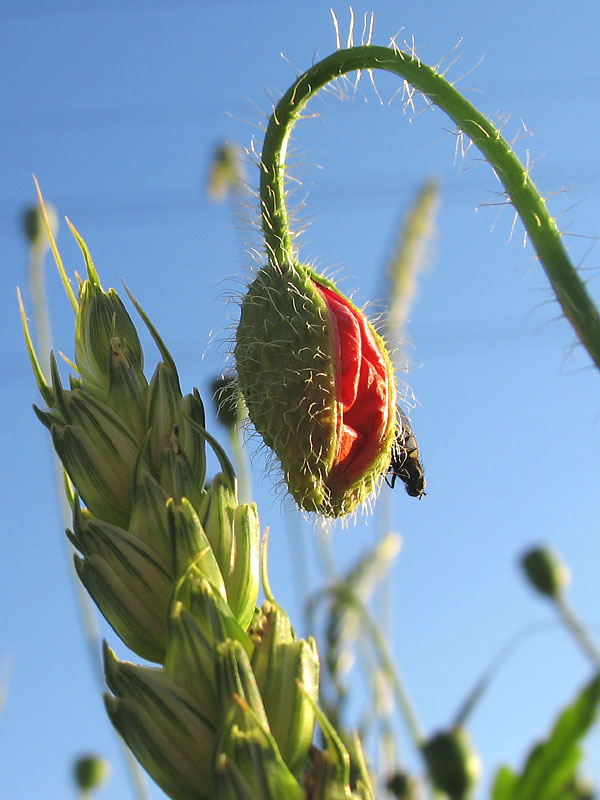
422 728 481 800
73 754 110 792
23 203 58 250
521 546 570 599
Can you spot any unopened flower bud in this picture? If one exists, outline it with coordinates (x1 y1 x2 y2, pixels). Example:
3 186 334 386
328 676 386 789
251 601 319 774
521 547 570 599
207 142 245 203
73 754 110 793
235 264 396 517
422 728 481 799
386 771 420 799
23 203 59 250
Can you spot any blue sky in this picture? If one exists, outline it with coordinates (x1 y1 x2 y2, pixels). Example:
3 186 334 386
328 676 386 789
2 1 600 797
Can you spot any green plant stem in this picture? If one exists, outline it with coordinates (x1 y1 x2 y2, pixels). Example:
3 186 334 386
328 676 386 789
555 594 600 669
260 45 600 371
228 424 252 506
452 619 562 728
320 584 424 749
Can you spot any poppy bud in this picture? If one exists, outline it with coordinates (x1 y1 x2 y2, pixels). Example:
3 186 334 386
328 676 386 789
422 728 481 800
235 264 396 517
23 202 58 250
521 546 570 599
73 754 110 793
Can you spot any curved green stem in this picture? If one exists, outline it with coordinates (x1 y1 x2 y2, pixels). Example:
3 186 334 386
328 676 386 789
260 45 600 370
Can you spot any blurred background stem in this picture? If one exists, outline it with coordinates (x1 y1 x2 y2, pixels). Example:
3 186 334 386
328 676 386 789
555 595 600 669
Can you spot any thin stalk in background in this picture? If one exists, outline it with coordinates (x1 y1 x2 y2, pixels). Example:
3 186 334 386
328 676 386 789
521 546 600 670
375 178 440 781
555 595 600 669
313 581 424 749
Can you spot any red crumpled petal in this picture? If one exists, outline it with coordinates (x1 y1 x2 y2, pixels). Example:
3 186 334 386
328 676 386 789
313 281 391 488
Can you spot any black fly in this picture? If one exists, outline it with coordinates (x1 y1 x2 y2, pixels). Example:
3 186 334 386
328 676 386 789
386 408 426 498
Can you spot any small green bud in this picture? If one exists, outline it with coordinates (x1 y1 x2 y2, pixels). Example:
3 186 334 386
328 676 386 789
207 142 245 202
251 601 319 774
422 728 481 800
521 547 570 599
198 474 260 630
69 500 172 662
76 278 144 403
235 264 396 517
386 771 420 799
104 644 215 800
73 754 110 792
23 203 58 249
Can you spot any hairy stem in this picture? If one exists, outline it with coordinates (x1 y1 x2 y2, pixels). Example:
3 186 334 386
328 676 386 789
260 45 600 370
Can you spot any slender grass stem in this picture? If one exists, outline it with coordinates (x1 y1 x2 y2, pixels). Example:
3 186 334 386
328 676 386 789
317 583 424 748
260 45 600 371
555 595 600 669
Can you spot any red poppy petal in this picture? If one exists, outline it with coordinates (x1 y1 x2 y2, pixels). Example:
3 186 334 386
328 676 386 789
313 280 391 487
